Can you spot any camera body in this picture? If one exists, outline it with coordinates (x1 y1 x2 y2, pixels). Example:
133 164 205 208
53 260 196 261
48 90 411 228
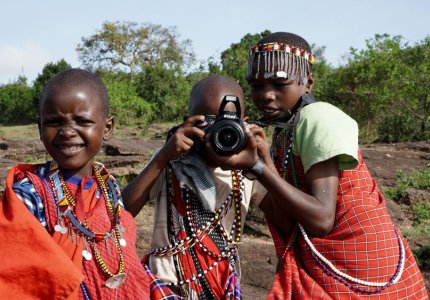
194 95 247 155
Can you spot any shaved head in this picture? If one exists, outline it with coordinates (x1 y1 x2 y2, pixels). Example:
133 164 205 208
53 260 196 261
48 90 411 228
189 75 244 117
39 68 109 117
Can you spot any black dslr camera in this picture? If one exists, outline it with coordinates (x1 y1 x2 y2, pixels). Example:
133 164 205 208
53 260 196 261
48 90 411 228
194 95 247 155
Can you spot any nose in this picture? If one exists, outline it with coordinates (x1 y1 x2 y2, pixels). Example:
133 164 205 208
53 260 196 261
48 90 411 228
260 86 276 103
59 124 77 137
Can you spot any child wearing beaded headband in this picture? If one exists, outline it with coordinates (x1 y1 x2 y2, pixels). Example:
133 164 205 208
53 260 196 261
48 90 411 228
0 69 150 299
245 32 428 299
122 75 263 299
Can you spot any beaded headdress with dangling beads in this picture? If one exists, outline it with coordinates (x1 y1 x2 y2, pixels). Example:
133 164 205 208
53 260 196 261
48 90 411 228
246 40 315 84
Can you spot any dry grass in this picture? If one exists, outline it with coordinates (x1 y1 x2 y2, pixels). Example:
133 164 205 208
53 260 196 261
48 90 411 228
0 122 175 141
0 124 40 140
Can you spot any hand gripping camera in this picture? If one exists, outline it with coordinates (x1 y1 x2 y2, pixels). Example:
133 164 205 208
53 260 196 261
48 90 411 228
195 95 247 155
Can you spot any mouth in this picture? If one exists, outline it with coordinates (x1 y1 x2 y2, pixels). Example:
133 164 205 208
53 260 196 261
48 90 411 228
260 107 281 119
56 143 85 156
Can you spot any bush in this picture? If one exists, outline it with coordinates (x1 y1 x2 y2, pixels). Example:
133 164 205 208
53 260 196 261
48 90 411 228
0 77 35 124
413 246 430 271
377 113 421 143
103 75 154 126
383 166 430 204
412 202 430 225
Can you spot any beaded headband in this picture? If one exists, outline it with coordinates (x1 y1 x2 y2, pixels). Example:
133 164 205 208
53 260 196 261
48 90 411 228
246 42 315 83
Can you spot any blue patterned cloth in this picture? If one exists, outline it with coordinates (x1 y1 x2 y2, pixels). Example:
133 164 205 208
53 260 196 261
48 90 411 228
12 161 123 229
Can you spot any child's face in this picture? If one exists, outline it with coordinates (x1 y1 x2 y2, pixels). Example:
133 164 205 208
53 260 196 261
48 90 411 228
249 76 312 121
38 84 113 177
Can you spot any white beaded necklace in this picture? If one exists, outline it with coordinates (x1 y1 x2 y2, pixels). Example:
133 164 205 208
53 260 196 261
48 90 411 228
298 223 405 287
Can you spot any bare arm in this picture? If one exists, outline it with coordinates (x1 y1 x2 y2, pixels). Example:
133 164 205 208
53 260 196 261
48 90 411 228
122 115 206 217
258 158 338 237
250 124 338 237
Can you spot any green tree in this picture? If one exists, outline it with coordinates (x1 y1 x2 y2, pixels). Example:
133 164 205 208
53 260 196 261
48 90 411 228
0 76 35 124
32 59 72 114
324 34 430 142
101 72 153 126
217 30 271 118
310 44 334 102
76 21 195 76
134 63 191 122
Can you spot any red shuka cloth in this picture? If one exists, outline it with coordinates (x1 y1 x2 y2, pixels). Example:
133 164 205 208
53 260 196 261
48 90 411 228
0 164 82 299
266 150 428 299
0 164 150 299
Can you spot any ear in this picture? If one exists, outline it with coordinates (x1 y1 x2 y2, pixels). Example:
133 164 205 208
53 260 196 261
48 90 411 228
306 73 314 92
103 116 115 141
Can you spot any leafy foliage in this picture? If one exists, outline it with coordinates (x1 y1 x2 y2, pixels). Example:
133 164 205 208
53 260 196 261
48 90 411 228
383 166 430 204
321 34 430 142
32 59 72 114
134 63 192 122
76 21 195 76
101 72 153 126
412 202 430 226
1 26 429 145
0 76 35 124
216 30 271 119
413 246 430 271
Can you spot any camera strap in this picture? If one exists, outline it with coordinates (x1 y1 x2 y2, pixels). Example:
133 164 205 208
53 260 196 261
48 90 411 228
252 93 316 130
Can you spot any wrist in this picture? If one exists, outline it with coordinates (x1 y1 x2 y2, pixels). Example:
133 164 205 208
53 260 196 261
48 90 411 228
242 158 264 180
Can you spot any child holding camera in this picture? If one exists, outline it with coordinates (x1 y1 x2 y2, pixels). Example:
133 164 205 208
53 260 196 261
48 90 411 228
244 32 428 299
122 75 262 299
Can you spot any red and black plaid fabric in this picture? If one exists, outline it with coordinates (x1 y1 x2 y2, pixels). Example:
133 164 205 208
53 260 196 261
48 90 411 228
267 148 428 299
27 167 150 299
142 255 183 300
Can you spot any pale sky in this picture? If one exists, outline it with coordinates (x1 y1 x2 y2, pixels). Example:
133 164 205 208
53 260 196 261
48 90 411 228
1 0 429 84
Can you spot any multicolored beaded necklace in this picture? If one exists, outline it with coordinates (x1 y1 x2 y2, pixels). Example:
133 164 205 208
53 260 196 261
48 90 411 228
48 161 127 289
274 128 406 293
149 168 244 288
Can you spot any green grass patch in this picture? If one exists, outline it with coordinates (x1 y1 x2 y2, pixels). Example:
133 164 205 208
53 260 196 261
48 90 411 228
23 156 46 164
383 166 430 203
412 202 430 225
115 174 137 188
403 224 430 239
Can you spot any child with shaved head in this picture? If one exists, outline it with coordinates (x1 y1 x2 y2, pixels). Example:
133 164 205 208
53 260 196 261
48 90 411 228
0 68 150 299
123 75 262 299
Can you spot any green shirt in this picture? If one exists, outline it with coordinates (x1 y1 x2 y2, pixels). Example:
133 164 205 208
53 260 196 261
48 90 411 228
293 102 359 173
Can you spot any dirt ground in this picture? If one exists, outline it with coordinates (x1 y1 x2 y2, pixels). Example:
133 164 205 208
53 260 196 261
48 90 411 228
0 125 429 298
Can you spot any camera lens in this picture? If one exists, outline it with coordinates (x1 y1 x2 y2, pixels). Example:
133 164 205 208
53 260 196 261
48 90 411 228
218 128 236 147
211 120 246 155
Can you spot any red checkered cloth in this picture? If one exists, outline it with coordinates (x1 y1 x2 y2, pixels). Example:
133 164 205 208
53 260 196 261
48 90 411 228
142 255 184 300
25 164 150 300
266 149 428 299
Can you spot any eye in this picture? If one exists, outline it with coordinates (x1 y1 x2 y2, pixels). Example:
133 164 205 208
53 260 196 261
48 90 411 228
250 82 263 90
76 118 94 126
274 80 293 87
43 118 62 126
